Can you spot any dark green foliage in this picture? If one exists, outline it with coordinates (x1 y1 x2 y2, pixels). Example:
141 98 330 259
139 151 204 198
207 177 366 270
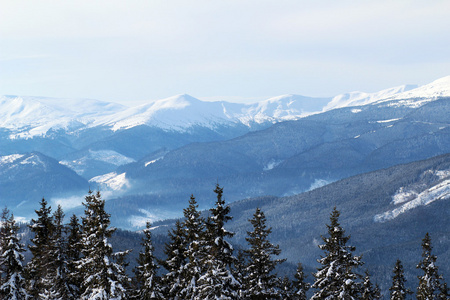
0 213 28 299
77 190 129 299
180 195 206 298
361 270 381 300
48 205 71 299
27 197 55 298
134 222 163 299
292 263 310 300
197 184 241 299
311 207 363 300
160 220 186 298
390 259 412 300
416 233 446 300
66 214 83 299
243 207 285 299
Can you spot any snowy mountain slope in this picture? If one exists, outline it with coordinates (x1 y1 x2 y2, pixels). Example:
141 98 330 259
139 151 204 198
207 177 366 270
143 153 450 291
94 94 332 131
59 149 135 178
95 94 241 131
240 94 330 124
0 152 89 216
387 75 450 101
323 84 417 111
1 76 449 140
374 169 450 222
0 95 125 139
89 172 130 191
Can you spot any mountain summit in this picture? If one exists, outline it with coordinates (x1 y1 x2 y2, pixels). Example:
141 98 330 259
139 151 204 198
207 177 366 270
1 76 449 139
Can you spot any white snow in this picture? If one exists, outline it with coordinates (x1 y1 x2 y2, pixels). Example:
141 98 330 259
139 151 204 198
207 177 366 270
263 159 282 171
60 150 134 175
89 172 130 191
436 170 450 179
1 75 449 139
88 150 135 166
324 75 450 111
0 95 125 138
20 154 43 166
0 154 24 165
145 157 163 167
308 179 332 191
128 209 178 228
387 76 450 101
376 118 401 123
96 94 235 131
96 94 329 131
323 85 417 111
374 179 450 222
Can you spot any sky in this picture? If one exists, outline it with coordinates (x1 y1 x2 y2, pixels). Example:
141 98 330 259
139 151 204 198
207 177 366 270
1 0 450 106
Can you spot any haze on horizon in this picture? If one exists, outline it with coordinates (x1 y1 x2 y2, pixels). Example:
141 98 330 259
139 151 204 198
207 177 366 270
1 0 449 106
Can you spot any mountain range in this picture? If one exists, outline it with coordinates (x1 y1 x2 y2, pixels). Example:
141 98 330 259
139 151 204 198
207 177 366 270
0 76 450 228
147 152 450 292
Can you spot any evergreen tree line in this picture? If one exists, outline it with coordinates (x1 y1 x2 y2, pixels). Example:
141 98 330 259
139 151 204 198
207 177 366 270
0 185 448 299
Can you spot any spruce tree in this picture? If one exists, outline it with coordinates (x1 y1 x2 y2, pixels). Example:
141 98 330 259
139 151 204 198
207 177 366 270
197 184 240 300
48 205 71 299
66 214 83 299
311 207 363 300
0 213 29 299
0 207 10 287
292 263 310 300
77 190 129 300
279 276 294 299
161 220 186 299
134 221 163 299
27 198 55 298
389 259 412 300
361 270 381 300
180 195 206 299
416 233 446 300
234 249 249 297
243 207 285 299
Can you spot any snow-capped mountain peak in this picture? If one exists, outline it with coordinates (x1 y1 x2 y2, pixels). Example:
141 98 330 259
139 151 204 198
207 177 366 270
387 75 450 101
323 84 417 111
0 95 125 139
97 94 236 131
2 75 450 139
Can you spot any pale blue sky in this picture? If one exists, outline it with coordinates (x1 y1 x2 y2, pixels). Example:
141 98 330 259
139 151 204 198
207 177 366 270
1 0 449 106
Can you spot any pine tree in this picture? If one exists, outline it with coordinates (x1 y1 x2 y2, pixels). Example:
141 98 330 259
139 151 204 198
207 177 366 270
438 282 449 299
279 276 294 299
48 205 71 299
243 207 285 299
196 184 240 300
27 198 55 298
161 220 186 299
234 249 249 297
389 259 412 300
77 190 129 300
0 207 10 287
134 221 163 300
0 213 29 299
66 214 83 299
311 207 363 300
292 263 310 300
416 233 446 300
361 270 381 300
180 195 206 299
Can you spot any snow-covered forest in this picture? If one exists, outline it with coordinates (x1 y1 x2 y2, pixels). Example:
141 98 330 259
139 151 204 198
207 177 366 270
0 186 448 300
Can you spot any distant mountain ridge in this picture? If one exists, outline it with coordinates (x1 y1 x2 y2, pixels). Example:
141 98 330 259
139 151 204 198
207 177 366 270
1 76 450 225
148 153 450 292
2 76 449 140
